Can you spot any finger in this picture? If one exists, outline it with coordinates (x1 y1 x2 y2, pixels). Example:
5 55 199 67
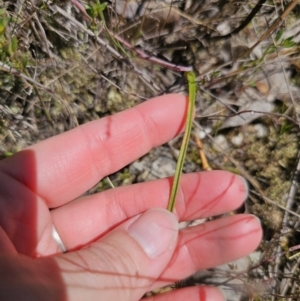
0 226 17 254
157 214 262 286
146 286 225 301
50 171 247 251
0 94 187 208
0 172 52 256
55 208 179 301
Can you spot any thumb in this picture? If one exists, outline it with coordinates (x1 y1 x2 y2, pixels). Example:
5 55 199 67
56 208 179 301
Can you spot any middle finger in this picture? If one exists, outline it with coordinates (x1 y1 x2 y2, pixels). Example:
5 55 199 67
51 171 247 252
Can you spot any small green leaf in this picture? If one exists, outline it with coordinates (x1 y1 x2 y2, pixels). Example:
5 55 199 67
99 2 107 12
10 36 18 53
0 18 8 35
21 53 28 69
85 4 92 15
275 29 284 41
281 37 295 48
4 151 14 157
265 44 276 55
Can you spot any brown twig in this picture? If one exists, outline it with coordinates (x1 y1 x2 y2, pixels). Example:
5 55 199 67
51 4 162 93
208 0 268 40
107 29 193 72
194 134 212 171
236 0 299 60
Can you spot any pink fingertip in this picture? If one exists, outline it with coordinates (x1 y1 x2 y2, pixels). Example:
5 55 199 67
236 175 249 202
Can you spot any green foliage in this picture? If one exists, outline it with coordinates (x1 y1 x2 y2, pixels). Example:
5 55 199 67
119 168 131 181
210 70 221 79
279 121 293 135
3 151 14 157
275 29 284 41
281 36 296 48
20 52 29 69
0 9 12 60
85 0 107 21
0 9 31 71
274 27 296 48
263 33 296 57
3 36 18 57
264 44 276 55
0 12 9 35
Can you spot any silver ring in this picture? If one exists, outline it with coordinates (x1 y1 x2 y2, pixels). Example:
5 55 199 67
52 225 67 253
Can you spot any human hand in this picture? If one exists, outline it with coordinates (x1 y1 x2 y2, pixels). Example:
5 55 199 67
0 94 262 301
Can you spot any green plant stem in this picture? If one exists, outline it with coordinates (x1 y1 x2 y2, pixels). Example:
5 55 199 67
167 71 196 212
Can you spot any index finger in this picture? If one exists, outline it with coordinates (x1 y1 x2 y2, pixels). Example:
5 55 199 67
0 94 188 208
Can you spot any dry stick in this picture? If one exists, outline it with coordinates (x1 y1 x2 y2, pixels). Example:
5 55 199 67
155 1 173 48
271 39 300 291
222 110 299 126
10 14 53 123
52 5 160 93
194 122 266 197
274 150 300 296
250 190 300 219
45 44 103 86
276 50 300 128
106 29 193 72
270 27 300 129
272 32 300 128
237 1 300 293
291 169 300 232
67 0 193 72
199 241 300 294
198 86 241 117
201 49 298 90
100 73 148 100
32 13 55 65
0 62 54 92
158 2 214 30
198 113 300 219
194 135 212 171
201 56 300 105
70 0 91 22
200 0 300 131
29 13 57 122
45 44 147 102
209 0 268 40
236 0 299 61
281 256 300 298
0 61 78 126
53 4 193 92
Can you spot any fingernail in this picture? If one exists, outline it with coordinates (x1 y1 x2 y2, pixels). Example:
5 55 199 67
249 214 262 226
127 208 178 259
237 175 249 201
